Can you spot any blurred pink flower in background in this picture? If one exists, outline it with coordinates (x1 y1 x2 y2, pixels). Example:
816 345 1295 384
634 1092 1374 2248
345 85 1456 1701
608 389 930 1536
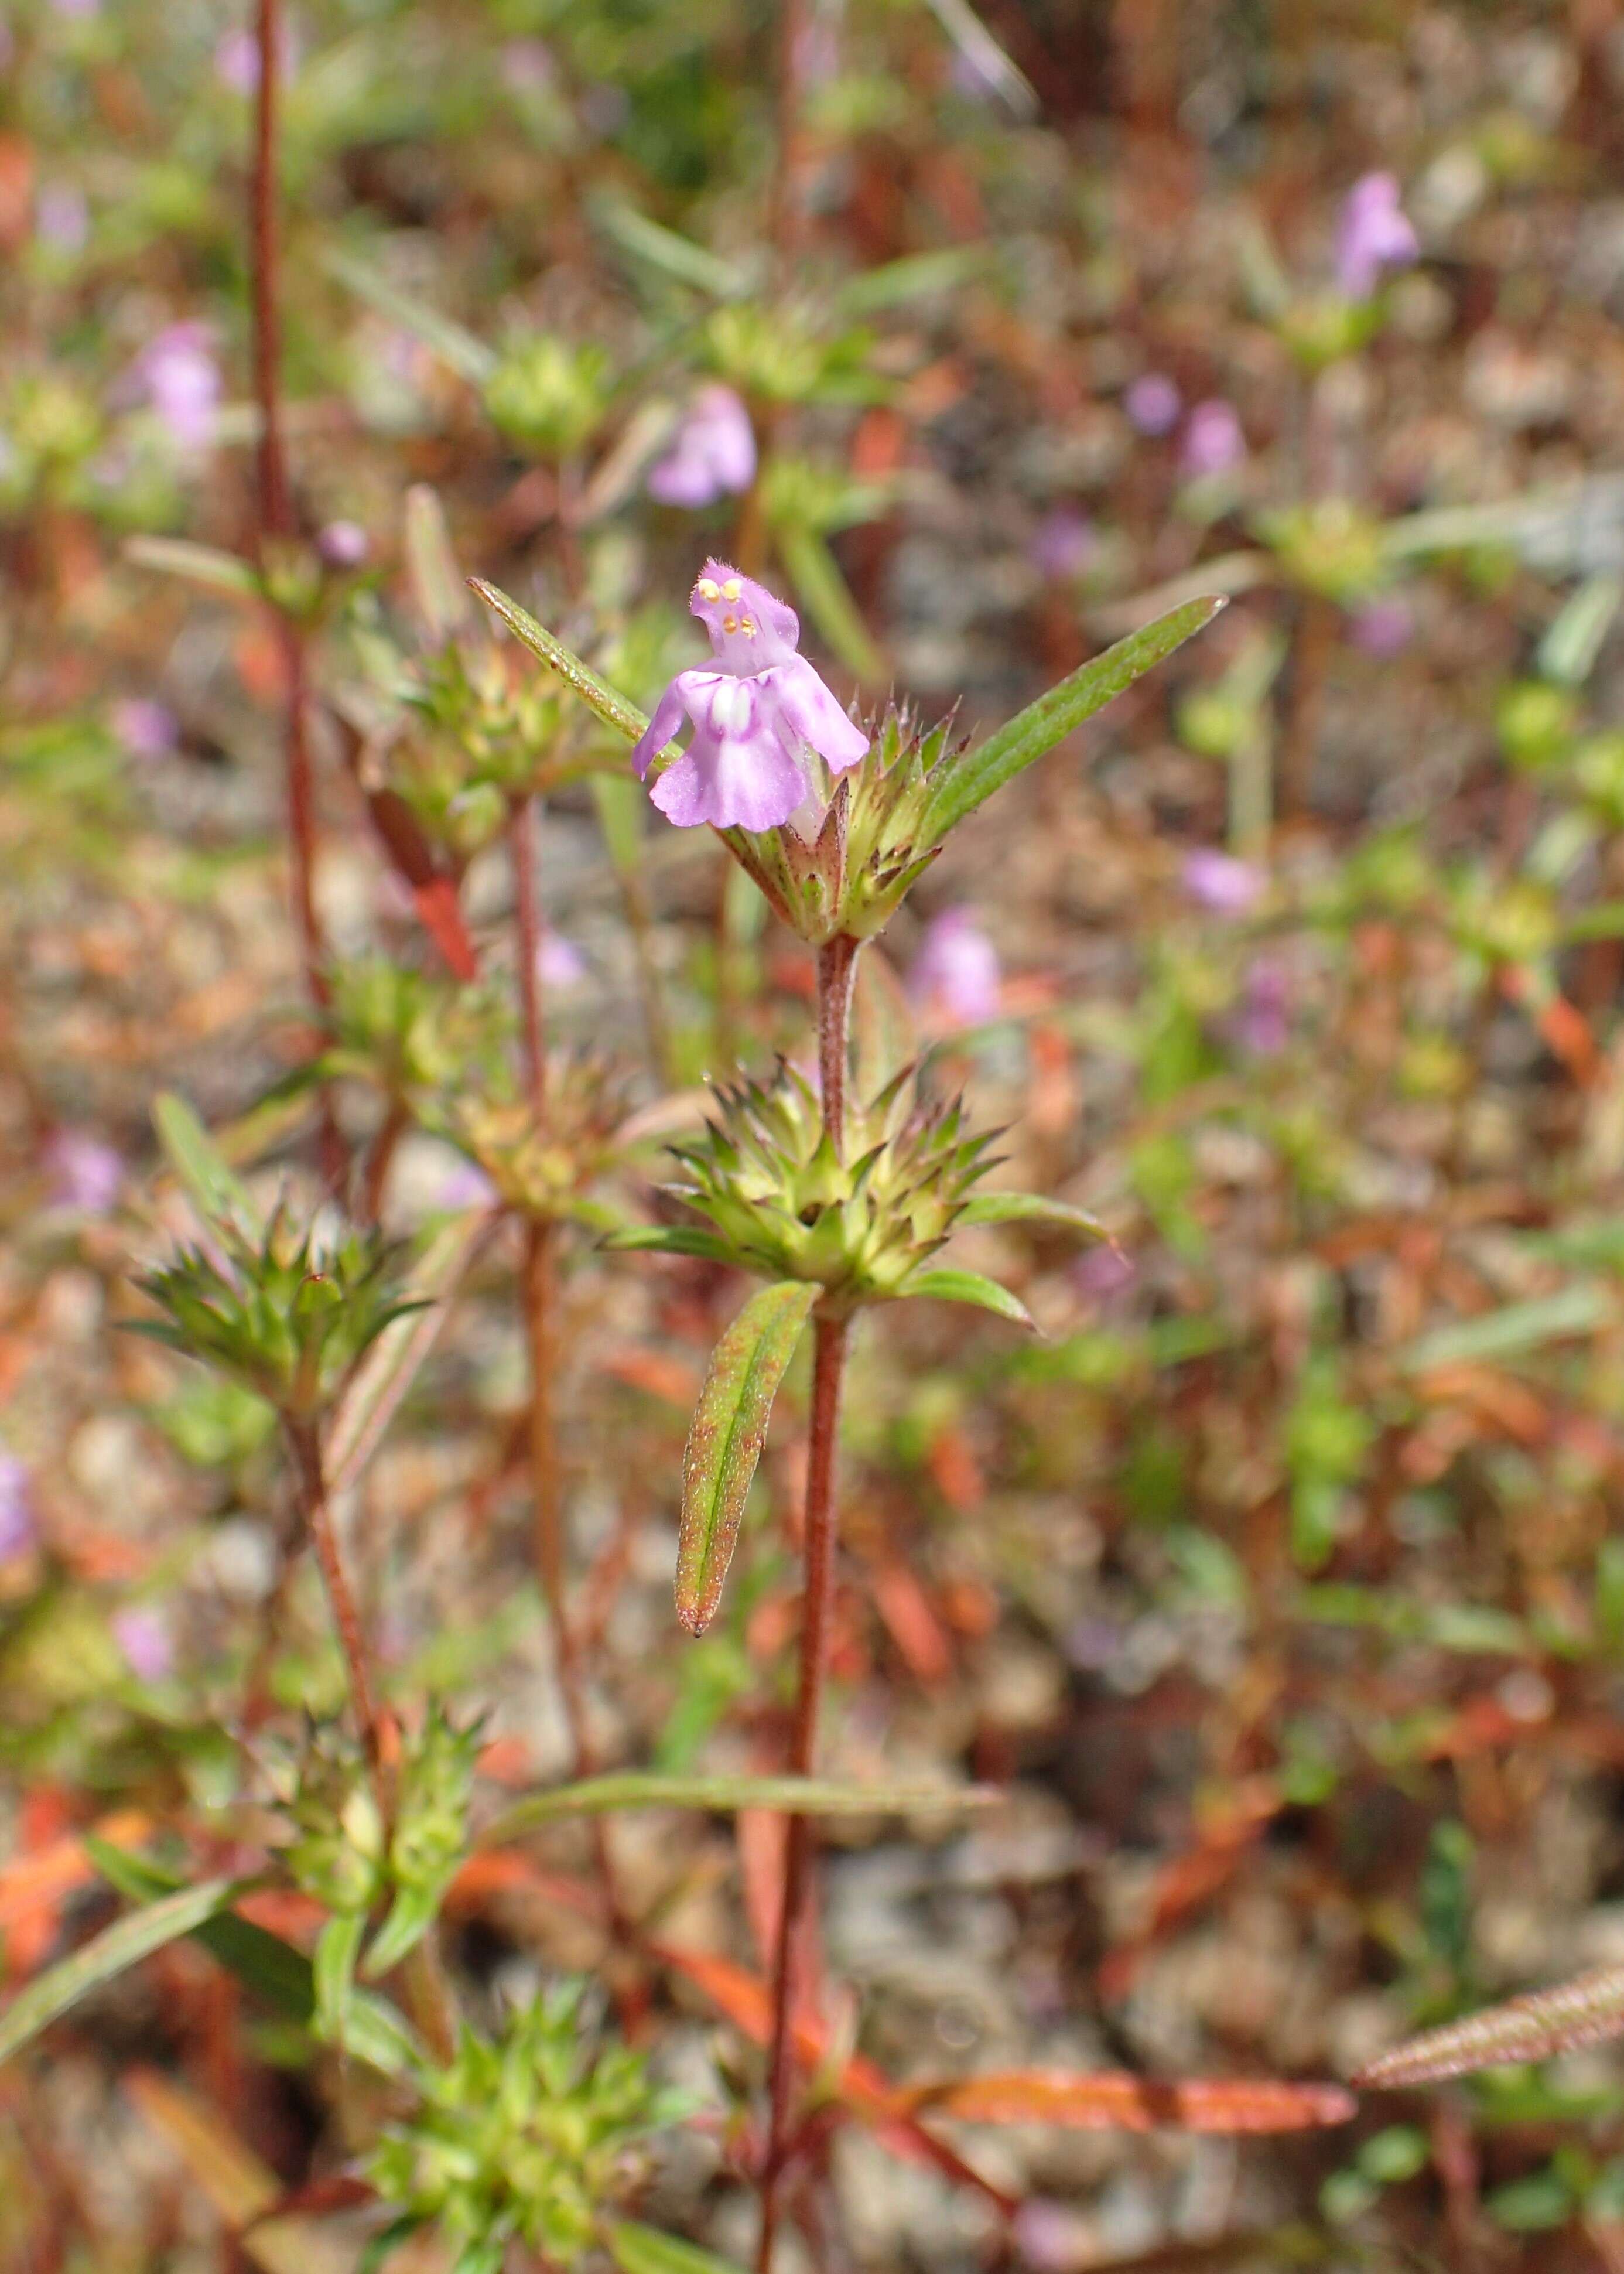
1181 848 1266 917
1335 171 1418 299
214 18 299 91
1028 506 1095 581
538 932 587 988
1233 954 1292 1056
111 697 179 761
45 1129 124 1215
0 1453 35 1565
129 323 221 455
1180 398 1246 478
647 386 757 508
112 1605 175 1684
1124 371 1182 436
501 39 556 92
317 518 370 567
35 185 88 252
1350 596 1414 657
910 907 1001 1027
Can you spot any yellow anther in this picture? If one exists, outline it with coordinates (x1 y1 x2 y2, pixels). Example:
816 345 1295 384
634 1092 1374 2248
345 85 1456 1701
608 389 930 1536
696 578 720 600
722 577 743 600
723 613 739 633
740 616 756 636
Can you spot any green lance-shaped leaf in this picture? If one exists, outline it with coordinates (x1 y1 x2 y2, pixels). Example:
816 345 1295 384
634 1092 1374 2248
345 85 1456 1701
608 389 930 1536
900 1267 1034 1327
0 1876 254 2067
313 1911 366 2045
915 595 1225 848
83 1842 421 2078
153 1092 265 1238
606 2221 751 2274
955 1191 1110 1240
125 534 264 601
479 1770 996 1848
603 1224 739 1265
677 1281 818 1636
322 246 497 386
1355 1965 1624 2089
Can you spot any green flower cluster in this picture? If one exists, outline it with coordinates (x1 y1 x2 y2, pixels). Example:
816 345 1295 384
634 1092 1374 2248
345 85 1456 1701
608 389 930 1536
135 1207 420 1421
370 1983 686 2274
652 1061 1001 1309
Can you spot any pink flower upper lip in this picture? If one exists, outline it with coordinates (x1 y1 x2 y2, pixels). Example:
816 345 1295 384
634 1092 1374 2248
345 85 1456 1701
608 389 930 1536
630 560 868 832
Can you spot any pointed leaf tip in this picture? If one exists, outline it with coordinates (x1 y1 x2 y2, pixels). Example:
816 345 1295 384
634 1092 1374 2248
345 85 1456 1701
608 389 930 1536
917 592 1225 846
677 1282 819 1634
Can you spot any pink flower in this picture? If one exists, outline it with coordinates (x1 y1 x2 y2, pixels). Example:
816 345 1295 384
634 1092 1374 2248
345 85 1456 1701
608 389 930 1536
910 907 1001 1027
1181 848 1265 917
214 18 299 90
1180 398 1246 479
1335 172 1418 301
0 1453 35 1565
35 185 88 252
1232 954 1291 1056
1124 371 1182 436
45 1129 124 1214
538 932 586 988
1350 596 1414 658
112 1604 174 1684
111 697 178 761
129 323 220 455
631 561 868 832
1028 506 1095 581
317 519 369 567
647 386 757 508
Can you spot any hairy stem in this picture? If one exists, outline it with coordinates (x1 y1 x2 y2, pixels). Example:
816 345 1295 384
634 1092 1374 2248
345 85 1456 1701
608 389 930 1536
282 1420 388 1795
251 0 341 1183
757 933 859 2272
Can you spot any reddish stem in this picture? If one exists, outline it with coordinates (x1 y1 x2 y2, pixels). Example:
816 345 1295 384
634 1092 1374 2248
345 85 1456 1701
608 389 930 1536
757 934 859 2272
283 1418 387 1795
251 0 341 1182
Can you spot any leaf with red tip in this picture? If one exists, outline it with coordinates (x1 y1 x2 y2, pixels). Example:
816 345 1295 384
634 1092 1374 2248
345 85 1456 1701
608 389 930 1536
677 1282 818 1635
902 2069 1356 2133
1356 1966 1624 2089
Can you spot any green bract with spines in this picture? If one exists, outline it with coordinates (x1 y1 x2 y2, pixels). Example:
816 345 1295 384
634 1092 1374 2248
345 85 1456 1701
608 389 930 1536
134 1206 425 1422
720 705 952 947
368 1982 688 2272
627 1060 1003 1312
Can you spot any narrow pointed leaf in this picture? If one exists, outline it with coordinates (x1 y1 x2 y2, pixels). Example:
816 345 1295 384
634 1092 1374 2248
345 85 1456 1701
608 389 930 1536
313 1912 365 2040
404 483 474 640
589 200 747 299
86 1839 314 2020
903 2069 1355 2133
322 247 497 384
603 1225 740 1265
360 1884 442 1982
678 1281 818 1635
956 1191 1110 1240
153 1092 264 1237
0 1876 252 2067
917 595 1225 846
607 2221 750 2274
1355 1966 1624 2088
126 535 262 600
480 1771 994 1847
900 1268 1033 1327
